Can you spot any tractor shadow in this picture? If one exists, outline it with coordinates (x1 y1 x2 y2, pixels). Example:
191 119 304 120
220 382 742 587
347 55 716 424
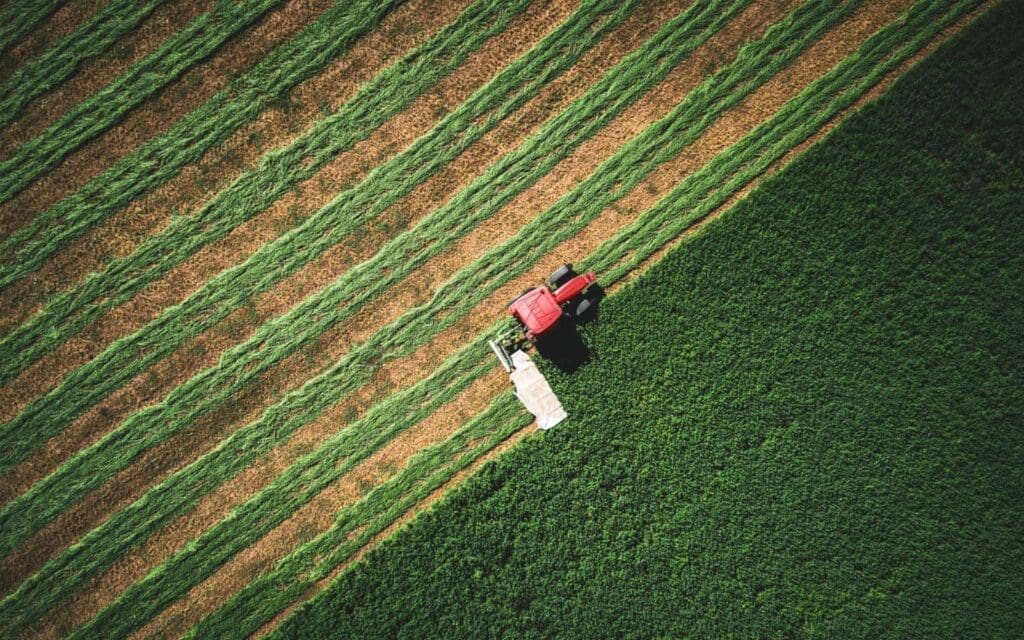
534 284 604 373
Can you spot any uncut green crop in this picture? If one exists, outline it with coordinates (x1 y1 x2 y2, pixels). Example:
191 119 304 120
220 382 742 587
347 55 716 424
273 3 1024 635
0 0 64 55
0 0 404 291
0 0 289 206
0 0 659 541
71 0 868 633
0 0 170 128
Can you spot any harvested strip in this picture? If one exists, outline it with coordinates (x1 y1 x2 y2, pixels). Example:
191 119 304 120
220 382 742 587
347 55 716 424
0 0 170 130
0 0 540 401
0 0 293 206
11 0 677 614
0 0 64 55
2 336 497 638
0 0 465 335
102 393 531 640
0 0 650 533
0 0 107 83
190 5 988 633
0 0 357 268
0 0 477 506
0 0 215 159
64 3 856 634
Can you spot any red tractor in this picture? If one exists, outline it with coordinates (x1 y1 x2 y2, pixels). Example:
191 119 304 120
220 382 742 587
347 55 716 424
491 264 597 370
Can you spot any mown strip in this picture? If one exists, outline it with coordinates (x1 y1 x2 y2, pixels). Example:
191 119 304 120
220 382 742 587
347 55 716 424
105 393 531 640
0 0 656 530
0 0 291 206
0 0 64 55
0 0 404 292
0 0 170 129
0 336 495 638
69 2 863 635
0 0 522 389
187 0 991 635
273 1 1024 632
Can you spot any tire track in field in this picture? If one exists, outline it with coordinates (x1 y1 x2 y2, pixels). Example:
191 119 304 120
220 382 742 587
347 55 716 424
0 0 107 84
0 0 335 238
0 0 586 590
0 0 471 336
62 1 790 634
152 0 931 632
0 0 215 162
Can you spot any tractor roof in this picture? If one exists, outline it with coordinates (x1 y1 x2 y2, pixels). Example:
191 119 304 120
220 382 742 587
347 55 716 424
509 287 562 336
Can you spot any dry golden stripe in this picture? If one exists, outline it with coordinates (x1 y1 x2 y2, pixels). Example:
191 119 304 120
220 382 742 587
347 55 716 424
0 0 583 592
0 0 471 336
0 0 107 84
0 0 216 162
64 0 797 633
0 0 335 240
245 3 1001 635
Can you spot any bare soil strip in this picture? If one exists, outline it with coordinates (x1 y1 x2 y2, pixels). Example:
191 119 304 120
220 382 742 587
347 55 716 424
0 0 336 238
125 1 943 635
0 0 107 84
0 0 215 161
16 0 686 627
0 0 584 587
0 0 471 335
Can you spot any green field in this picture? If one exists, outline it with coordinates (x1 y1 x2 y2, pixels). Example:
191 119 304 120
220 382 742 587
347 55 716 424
274 3 1024 637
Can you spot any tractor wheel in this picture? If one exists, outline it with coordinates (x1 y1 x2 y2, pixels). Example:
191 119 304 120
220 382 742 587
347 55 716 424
547 263 575 289
575 298 593 319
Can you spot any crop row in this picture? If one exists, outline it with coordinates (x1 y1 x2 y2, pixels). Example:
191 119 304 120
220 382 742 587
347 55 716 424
0 0 295 205
0 0 404 291
0 0 662 541
22 0 855 634
0 0 739 622
0 0 527 387
0 0 169 129
0 0 65 55
190 0 985 635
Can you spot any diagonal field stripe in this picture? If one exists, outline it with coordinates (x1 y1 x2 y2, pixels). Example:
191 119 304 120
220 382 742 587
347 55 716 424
0 0 64 55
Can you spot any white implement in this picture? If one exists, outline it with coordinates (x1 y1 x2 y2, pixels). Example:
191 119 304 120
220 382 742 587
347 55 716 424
507 349 567 430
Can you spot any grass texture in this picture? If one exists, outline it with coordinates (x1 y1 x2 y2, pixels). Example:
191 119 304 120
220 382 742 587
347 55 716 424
0 0 65 55
0 0 404 290
0 0 170 128
273 2 1024 637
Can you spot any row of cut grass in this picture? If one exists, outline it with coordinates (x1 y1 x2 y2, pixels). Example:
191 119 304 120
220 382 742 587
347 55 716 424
0 0 170 129
0 0 291 205
184 0 988 635
0 0 65 55
272 3 1024 635
0 0 667 537
0 334 497 638
61 2 863 635
0 0 528 387
0 0 405 291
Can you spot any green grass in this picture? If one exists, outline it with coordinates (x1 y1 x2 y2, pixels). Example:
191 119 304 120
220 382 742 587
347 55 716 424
0 0 170 128
0 0 64 55
0 0 291 206
271 3 1024 637
0 0 720 547
0 0 404 291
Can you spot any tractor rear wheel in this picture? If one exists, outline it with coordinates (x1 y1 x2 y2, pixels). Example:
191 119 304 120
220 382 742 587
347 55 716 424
548 263 576 289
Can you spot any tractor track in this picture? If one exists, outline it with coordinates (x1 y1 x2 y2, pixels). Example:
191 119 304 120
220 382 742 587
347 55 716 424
0 0 587 586
0 0 108 84
0 0 215 162
0 0 336 239
0 0 472 336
